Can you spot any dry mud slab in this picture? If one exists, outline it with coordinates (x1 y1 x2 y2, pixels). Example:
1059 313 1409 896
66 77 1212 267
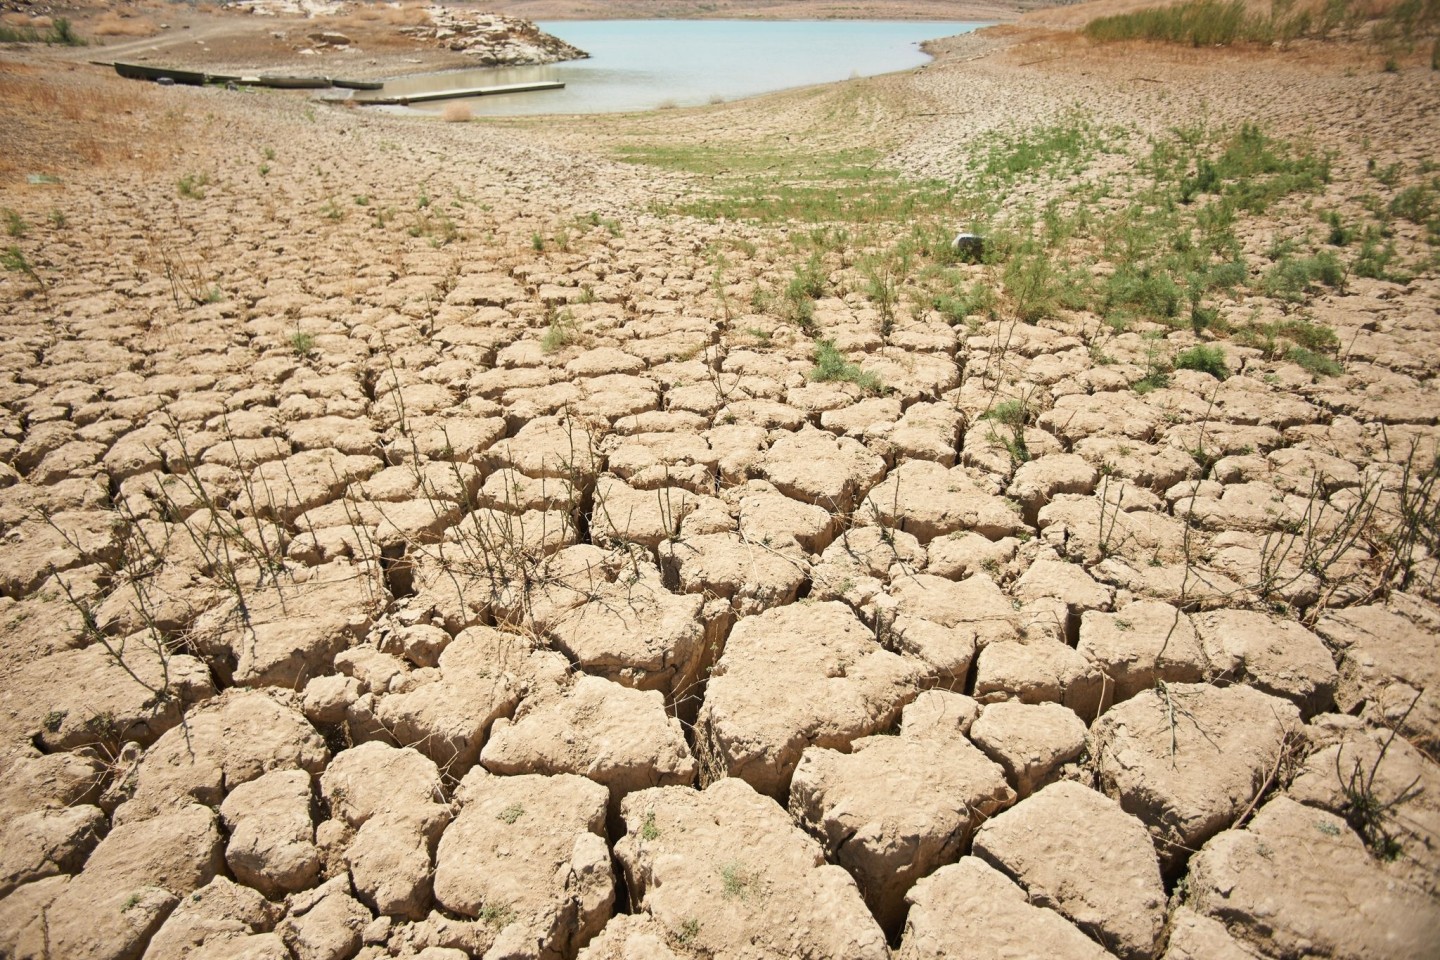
2 3 1440 958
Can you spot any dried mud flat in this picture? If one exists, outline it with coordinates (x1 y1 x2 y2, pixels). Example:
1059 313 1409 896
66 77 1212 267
1 5 1440 960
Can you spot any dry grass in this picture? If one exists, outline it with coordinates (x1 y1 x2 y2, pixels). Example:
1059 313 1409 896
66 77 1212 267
91 12 161 38
322 2 434 50
2 12 52 30
338 1 432 27
0 63 183 181
441 102 473 122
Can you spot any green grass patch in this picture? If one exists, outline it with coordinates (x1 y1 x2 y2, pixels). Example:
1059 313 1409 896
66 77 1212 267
1287 345 1344 376
1175 344 1229 379
932 277 997 326
811 339 883 393
1262 251 1345 301
967 116 1117 185
0 17 84 45
981 399 1032 463
177 173 209 200
1083 0 1327 46
1235 316 1341 360
541 310 579 353
720 861 761 901
1171 122 1331 213
616 143 956 224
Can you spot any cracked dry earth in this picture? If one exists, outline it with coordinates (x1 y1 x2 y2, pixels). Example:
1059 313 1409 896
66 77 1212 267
2 17 1440 960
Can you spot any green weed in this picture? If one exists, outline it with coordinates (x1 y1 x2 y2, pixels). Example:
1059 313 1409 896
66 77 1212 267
1262 251 1345 301
782 254 827 328
619 143 955 224
177 173 209 199
860 257 900 335
982 399 1032 463
1175 344 1229 379
933 278 996 326
1352 236 1408 281
49 18 82 45
1003 244 1087 322
1287 346 1343 376
481 902 518 927
1390 182 1438 226
541 310 579 353
969 115 1113 185
720 861 760 901
1 245 45 296
1134 337 1174 393
0 17 84 44
1235 317 1341 366
810 339 883 393
1084 0 1311 46
1325 210 1355 246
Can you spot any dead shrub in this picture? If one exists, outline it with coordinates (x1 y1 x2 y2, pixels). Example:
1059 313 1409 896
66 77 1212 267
441 102 472 123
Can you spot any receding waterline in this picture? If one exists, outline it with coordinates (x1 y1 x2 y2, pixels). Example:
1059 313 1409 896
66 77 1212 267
383 20 988 116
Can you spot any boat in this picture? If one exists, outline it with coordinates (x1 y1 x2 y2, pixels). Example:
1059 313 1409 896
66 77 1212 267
354 80 564 106
332 78 384 91
256 75 332 89
112 61 210 86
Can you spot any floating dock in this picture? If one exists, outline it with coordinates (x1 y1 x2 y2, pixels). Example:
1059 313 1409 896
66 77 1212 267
353 81 564 105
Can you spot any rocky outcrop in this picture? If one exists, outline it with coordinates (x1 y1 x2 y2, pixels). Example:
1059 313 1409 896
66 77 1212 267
416 9 589 66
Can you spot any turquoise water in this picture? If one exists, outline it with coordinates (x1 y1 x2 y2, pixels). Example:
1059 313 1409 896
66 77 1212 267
386 20 985 116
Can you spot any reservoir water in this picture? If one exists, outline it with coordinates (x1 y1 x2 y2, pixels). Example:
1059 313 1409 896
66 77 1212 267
385 20 986 116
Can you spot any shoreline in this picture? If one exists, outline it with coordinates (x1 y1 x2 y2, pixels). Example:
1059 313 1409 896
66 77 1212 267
482 0 1026 21
381 19 991 117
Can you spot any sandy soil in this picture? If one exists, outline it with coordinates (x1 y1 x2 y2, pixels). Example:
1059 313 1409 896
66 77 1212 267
1 2 1439 958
